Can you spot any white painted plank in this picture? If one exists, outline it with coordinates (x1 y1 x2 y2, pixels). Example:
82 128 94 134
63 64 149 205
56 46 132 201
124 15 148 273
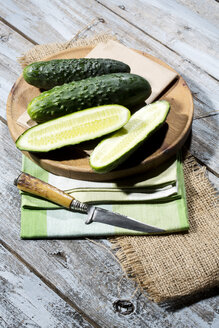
0 21 33 120
93 0 219 110
0 119 218 327
1 0 218 114
191 99 219 173
175 0 219 26
98 0 219 79
207 171 219 193
0 0 218 174
0 244 94 328
0 26 218 178
2 0 218 94
0 1 218 325
0 0 103 44
1 0 219 85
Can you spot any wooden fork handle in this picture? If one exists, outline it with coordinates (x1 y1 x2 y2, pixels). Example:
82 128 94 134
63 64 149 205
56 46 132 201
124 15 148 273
14 172 74 208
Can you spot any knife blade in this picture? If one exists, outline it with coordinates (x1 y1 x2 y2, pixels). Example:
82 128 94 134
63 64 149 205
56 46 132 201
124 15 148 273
14 172 165 233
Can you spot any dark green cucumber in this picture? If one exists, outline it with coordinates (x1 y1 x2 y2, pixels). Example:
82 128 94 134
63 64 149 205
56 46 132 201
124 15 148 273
27 73 152 123
23 58 130 90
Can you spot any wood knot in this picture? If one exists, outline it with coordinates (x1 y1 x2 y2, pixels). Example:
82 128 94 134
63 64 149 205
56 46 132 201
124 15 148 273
98 18 105 23
118 5 126 10
113 300 134 315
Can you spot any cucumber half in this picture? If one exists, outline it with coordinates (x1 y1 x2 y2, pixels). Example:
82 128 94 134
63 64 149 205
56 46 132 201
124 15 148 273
16 105 130 152
90 101 170 173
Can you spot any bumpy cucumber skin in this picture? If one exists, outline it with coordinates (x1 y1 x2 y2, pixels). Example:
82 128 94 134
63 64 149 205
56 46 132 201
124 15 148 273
23 58 131 90
90 101 170 173
27 73 151 123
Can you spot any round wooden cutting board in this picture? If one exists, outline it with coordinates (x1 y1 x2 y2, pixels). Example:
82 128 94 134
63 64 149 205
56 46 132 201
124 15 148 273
7 46 193 181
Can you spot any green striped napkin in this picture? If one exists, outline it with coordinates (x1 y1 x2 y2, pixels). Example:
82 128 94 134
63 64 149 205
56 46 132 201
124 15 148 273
20 153 189 238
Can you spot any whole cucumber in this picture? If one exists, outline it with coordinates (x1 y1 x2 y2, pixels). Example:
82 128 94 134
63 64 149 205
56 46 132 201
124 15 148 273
27 73 151 123
23 58 130 90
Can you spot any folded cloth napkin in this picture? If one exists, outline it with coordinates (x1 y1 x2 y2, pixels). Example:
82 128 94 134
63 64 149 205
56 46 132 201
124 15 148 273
20 153 189 238
17 38 188 238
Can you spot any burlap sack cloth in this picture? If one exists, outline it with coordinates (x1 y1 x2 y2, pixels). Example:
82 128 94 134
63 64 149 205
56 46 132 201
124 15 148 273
18 35 219 303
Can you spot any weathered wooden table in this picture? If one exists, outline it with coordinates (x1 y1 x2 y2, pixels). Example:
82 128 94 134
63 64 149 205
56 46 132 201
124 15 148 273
0 1 218 327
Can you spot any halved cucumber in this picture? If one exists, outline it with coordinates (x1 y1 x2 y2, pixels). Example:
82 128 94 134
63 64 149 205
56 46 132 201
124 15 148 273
16 105 130 152
90 101 170 173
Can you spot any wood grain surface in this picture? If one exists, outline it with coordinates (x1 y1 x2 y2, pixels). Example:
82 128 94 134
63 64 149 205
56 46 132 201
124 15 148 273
0 0 219 327
1 0 218 175
1 119 219 328
0 244 93 328
7 46 193 181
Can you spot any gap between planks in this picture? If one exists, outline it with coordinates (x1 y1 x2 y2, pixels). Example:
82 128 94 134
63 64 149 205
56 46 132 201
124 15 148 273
0 16 38 45
94 0 219 83
0 115 7 125
1 10 218 177
194 157 219 179
94 0 180 55
0 238 101 328
2 1 216 83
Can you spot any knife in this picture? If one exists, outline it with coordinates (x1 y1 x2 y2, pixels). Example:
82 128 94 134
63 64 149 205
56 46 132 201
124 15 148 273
14 172 165 234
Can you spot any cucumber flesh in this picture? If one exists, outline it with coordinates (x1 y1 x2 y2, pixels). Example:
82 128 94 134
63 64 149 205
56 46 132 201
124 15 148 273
16 105 130 152
90 101 170 173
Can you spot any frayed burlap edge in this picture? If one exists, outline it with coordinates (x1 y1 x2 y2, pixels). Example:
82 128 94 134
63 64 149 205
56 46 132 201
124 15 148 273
18 32 117 68
18 36 219 303
110 153 219 303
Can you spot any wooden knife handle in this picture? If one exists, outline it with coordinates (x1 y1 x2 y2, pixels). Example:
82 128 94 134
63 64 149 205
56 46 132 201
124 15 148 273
14 172 74 208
